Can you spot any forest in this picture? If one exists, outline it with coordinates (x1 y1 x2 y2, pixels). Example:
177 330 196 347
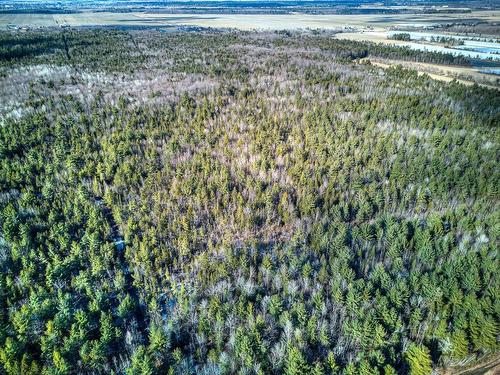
0 28 498 375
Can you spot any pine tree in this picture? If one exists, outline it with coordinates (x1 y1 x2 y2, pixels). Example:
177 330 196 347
285 346 309 375
404 344 433 375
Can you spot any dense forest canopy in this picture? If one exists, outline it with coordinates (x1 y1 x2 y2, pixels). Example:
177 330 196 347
0 29 499 375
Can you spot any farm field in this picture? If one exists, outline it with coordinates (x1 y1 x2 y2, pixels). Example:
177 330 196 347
1 9 499 30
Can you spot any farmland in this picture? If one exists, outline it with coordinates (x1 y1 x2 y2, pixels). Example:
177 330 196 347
1 9 499 30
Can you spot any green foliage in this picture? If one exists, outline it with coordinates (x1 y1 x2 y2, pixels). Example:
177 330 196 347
285 346 309 375
404 344 433 375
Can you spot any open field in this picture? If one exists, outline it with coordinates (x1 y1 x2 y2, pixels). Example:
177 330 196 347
0 20 499 375
1 9 499 30
337 30 500 60
337 28 500 86
364 58 500 89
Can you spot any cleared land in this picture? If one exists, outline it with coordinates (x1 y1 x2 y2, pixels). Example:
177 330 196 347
440 353 500 375
338 28 500 87
1 10 499 30
336 30 500 60
365 58 499 89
